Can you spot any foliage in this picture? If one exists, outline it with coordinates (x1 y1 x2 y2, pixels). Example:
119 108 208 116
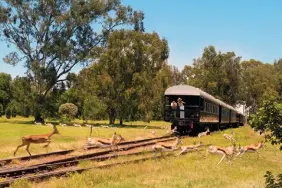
0 73 12 111
249 99 282 150
0 104 3 116
6 99 20 117
187 46 241 105
264 171 282 188
0 0 142 121
82 95 107 122
59 103 78 122
79 30 169 124
10 76 33 117
240 60 278 113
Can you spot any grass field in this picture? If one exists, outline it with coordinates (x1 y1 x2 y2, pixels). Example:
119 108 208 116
0 116 170 158
1 117 281 188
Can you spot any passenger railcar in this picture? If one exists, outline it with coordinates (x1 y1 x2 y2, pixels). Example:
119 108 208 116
164 85 245 135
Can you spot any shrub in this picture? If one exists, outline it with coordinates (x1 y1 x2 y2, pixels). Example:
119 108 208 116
59 103 78 122
265 171 282 188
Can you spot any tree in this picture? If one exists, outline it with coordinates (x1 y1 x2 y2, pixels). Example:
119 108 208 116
0 73 12 111
82 95 106 122
188 46 241 105
0 0 143 122
249 99 282 150
0 104 3 117
11 76 33 117
81 30 169 124
240 60 278 113
6 99 20 117
59 103 78 122
274 58 282 96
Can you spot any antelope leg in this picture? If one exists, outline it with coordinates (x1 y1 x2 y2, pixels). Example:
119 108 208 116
217 154 226 166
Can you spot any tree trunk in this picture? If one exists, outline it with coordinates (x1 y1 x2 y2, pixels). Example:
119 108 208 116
34 95 45 123
34 112 44 123
120 118 123 125
145 113 150 123
109 108 116 125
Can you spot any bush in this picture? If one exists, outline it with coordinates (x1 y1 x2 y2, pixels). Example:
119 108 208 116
59 103 78 122
265 171 282 188
249 99 282 150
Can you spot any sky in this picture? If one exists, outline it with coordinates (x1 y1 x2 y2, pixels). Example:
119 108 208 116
1 0 282 78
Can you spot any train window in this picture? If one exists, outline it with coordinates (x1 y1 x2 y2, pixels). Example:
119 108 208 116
200 98 204 110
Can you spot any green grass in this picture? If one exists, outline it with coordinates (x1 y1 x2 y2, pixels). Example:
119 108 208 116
2 117 281 188
0 116 170 158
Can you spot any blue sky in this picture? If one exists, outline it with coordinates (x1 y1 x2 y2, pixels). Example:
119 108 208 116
1 0 282 77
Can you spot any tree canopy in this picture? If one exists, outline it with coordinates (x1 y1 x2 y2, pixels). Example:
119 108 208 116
0 0 143 122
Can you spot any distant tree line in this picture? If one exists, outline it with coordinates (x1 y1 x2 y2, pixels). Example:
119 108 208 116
1 45 282 124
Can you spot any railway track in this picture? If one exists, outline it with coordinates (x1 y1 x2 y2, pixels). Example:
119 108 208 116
0 135 173 167
0 135 177 187
0 153 173 188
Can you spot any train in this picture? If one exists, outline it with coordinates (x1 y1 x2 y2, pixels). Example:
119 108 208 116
164 84 245 135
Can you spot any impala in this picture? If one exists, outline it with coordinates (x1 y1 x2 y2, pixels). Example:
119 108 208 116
206 143 237 165
152 136 183 158
176 141 205 157
198 128 210 138
14 125 60 157
85 132 124 152
223 132 236 144
73 123 82 128
235 141 264 158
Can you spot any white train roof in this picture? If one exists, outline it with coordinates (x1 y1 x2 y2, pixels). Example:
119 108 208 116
164 84 237 111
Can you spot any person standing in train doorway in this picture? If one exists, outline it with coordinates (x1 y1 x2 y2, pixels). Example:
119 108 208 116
177 98 185 118
171 100 177 118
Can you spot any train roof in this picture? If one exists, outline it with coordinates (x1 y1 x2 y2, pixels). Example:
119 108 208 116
164 85 237 111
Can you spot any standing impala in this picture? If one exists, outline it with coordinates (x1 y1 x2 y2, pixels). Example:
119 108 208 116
14 125 60 157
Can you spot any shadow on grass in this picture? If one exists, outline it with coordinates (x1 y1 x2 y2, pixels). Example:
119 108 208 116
0 119 34 125
87 123 164 130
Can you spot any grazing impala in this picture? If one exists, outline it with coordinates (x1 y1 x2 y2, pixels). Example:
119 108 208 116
235 141 264 158
14 125 60 157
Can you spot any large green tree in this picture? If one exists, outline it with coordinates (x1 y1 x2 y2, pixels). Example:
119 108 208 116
78 30 169 124
187 46 241 105
10 76 33 117
0 73 12 111
0 0 142 122
240 59 278 113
